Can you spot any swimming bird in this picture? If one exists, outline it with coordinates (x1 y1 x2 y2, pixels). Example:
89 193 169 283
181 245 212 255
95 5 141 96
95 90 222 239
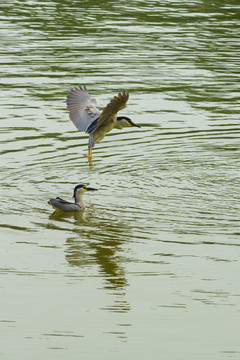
48 184 97 212
66 86 140 167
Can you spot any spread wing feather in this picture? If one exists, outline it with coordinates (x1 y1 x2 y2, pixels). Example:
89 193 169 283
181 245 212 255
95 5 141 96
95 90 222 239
96 90 129 129
66 86 101 133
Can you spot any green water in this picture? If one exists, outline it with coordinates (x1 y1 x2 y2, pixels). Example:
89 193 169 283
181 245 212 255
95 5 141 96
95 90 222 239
1 0 240 359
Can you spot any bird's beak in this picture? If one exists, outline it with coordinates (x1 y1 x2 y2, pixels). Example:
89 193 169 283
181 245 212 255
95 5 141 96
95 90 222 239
132 122 141 128
86 187 98 191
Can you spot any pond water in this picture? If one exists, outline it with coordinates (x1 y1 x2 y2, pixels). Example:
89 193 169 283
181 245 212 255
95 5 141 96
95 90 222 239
1 0 240 359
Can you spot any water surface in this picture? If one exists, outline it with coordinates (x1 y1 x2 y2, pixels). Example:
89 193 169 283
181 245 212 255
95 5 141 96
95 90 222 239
1 0 240 359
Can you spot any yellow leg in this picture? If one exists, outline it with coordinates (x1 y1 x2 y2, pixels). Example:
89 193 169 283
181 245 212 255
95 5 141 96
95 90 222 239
84 147 93 168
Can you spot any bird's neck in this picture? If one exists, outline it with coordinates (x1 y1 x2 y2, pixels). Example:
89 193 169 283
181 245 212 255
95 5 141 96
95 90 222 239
114 117 124 129
74 193 85 209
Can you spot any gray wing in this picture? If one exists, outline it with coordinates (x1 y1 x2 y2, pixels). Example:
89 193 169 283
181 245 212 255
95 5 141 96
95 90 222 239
55 197 68 202
66 85 101 133
48 198 82 212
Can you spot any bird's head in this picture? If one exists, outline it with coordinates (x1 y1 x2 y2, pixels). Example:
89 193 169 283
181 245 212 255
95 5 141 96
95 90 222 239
116 116 141 130
73 184 98 200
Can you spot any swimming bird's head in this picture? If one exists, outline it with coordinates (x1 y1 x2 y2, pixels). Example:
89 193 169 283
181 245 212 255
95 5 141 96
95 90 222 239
73 184 98 201
116 116 141 129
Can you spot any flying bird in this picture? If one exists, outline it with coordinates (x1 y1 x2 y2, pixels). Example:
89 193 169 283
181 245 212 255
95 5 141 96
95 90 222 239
66 86 140 167
48 184 97 212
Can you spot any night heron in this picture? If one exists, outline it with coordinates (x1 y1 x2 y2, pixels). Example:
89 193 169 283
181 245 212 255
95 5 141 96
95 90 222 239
48 184 97 212
66 86 140 167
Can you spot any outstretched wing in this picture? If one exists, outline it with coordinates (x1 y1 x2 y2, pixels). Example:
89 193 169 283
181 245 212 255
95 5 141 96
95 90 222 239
96 90 129 129
66 85 101 133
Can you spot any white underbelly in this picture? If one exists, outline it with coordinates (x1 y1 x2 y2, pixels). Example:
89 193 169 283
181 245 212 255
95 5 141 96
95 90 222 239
94 122 115 143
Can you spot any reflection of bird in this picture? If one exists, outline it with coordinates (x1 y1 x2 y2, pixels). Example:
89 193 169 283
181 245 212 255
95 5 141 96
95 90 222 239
48 184 97 212
66 86 140 167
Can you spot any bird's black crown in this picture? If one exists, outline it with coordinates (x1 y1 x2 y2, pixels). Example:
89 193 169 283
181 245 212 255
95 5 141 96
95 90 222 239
117 116 132 123
73 184 85 198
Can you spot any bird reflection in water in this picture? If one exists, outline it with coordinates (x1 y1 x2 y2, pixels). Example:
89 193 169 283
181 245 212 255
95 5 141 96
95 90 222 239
49 208 131 314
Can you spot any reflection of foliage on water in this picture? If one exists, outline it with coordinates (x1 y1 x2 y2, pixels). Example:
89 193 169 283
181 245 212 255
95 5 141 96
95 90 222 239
39 204 134 318
66 219 130 289
48 207 132 313
49 206 131 290
67 210 132 313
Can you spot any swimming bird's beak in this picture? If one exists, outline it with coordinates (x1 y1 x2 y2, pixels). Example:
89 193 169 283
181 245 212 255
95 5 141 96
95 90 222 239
132 122 141 128
86 187 98 191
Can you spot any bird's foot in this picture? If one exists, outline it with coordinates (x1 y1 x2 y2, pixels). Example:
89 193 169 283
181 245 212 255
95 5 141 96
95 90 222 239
84 154 93 168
